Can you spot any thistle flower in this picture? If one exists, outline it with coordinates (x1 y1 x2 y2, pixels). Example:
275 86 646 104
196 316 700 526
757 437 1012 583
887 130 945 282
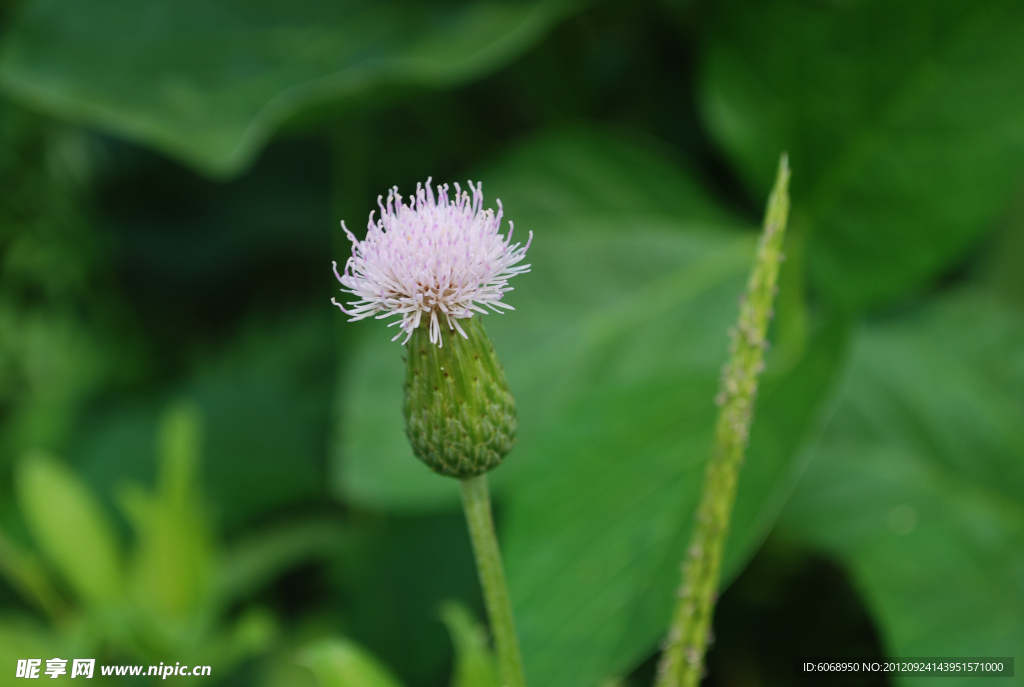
332 181 530 687
331 179 532 347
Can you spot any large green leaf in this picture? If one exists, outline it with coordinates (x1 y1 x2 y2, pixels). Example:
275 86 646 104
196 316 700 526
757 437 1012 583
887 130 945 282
334 226 753 510
0 0 579 177
780 289 1024 685
699 0 1024 310
332 126 748 510
504 315 847 687
332 127 850 686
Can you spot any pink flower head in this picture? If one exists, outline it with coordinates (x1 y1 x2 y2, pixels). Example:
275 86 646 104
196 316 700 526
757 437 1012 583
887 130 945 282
332 179 532 347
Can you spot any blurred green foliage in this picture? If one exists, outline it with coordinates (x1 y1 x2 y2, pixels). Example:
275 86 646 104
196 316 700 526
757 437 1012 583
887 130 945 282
0 102 139 475
0 402 347 686
0 0 1021 685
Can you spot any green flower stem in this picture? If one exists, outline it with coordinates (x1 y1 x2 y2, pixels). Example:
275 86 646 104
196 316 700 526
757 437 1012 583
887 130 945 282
460 474 526 687
655 155 791 687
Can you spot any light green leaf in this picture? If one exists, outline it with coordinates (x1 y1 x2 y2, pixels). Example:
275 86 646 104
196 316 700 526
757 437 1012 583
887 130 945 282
15 450 122 606
332 126 850 686
157 401 203 504
700 0 1024 309
260 653 320 687
299 638 405 687
440 602 500 687
780 289 1024 686
0 529 62 618
0 0 581 177
223 607 278 665
120 402 214 619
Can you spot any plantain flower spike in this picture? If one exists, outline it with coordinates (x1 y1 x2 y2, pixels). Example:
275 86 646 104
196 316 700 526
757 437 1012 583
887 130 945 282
332 180 532 477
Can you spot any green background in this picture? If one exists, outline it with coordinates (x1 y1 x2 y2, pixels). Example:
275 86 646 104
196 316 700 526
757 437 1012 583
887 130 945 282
0 0 1021 685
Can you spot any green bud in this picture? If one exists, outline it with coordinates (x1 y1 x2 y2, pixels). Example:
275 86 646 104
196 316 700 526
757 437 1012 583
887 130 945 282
403 317 516 478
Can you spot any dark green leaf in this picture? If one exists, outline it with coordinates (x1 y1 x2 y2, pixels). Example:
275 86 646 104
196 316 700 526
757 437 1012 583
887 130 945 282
75 309 330 531
700 0 1024 309
0 0 581 176
216 519 349 608
338 512 480 687
190 312 332 529
780 289 1024 682
478 126 742 224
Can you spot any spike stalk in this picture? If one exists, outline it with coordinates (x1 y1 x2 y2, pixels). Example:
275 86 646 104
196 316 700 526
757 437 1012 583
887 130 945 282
654 155 791 687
